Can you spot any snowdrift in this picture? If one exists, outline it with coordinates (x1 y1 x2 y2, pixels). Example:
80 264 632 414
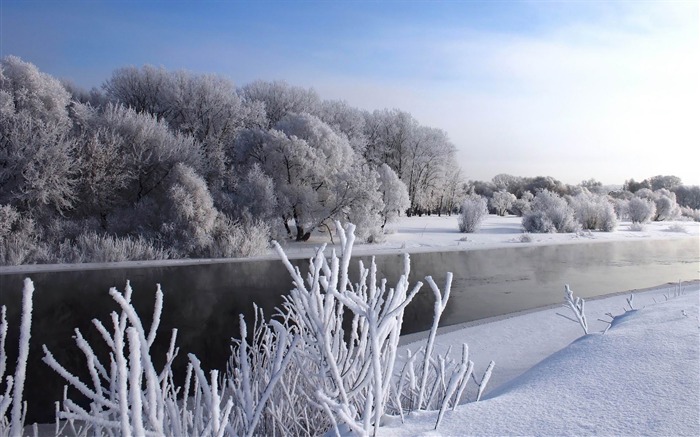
380 290 700 436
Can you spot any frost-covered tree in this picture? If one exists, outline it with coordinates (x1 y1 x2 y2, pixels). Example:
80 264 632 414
237 113 356 240
234 163 278 223
103 65 169 115
648 175 682 191
70 105 134 225
0 58 80 220
241 80 320 127
492 173 523 195
97 103 202 204
0 55 71 126
317 99 367 154
377 163 410 228
652 189 680 221
159 163 218 255
0 111 80 218
362 108 417 172
458 195 488 233
522 190 578 233
338 163 385 243
105 66 265 191
489 190 516 216
673 185 700 209
632 188 680 221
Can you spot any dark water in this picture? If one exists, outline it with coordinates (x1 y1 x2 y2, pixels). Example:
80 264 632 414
0 238 697 423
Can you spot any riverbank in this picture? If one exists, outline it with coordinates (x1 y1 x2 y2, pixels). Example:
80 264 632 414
381 280 700 436
2 215 698 274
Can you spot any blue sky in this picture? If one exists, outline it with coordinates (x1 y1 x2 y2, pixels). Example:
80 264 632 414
2 0 698 185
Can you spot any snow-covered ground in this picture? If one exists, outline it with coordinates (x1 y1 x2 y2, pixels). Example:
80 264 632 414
280 214 700 258
380 282 700 436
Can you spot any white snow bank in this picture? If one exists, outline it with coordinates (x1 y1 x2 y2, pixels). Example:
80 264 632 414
300 214 700 258
380 283 700 436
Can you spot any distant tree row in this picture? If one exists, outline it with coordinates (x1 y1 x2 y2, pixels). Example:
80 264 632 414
0 56 463 264
458 173 699 234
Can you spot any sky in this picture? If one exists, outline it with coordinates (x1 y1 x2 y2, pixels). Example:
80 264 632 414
1 0 698 186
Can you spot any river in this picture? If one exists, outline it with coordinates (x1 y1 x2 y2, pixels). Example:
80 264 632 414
0 237 697 423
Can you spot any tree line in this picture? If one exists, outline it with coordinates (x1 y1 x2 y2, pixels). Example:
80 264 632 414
0 56 463 264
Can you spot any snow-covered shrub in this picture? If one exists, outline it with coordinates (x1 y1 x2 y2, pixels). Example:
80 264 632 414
629 222 645 231
522 190 578 233
510 197 532 217
522 210 555 233
680 206 700 222
209 215 270 258
56 232 172 263
667 223 687 233
627 197 656 224
632 188 680 221
0 278 33 437
559 285 588 335
273 222 492 434
0 205 50 266
458 195 488 233
43 282 236 436
519 232 533 243
569 193 617 232
489 190 516 216
612 198 629 220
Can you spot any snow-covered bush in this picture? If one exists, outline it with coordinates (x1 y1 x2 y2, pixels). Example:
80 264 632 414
43 282 237 436
0 205 50 266
0 278 33 437
627 197 656 224
612 198 629 220
559 285 588 335
521 210 555 233
209 215 270 258
56 232 172 263
569 192 617 232
680 206 700 222
522 190 578 233
489 190 516 216
629 222 646 231
458 195 488 233
510 196 532 217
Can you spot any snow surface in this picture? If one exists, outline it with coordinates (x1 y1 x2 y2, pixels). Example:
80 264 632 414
380 283 700 436
283 214 700 258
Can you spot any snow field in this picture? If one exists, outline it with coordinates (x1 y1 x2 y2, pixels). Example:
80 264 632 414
380 282 700 436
